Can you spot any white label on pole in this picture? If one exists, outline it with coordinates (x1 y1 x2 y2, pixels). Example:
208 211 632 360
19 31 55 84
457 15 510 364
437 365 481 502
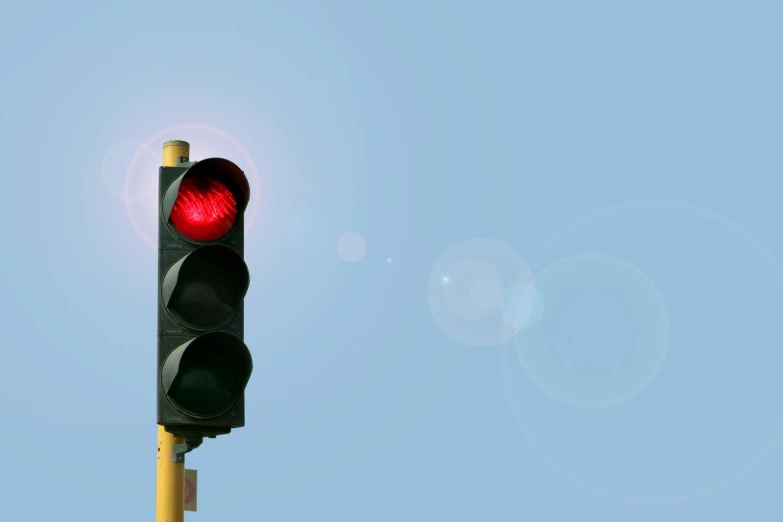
184 469 197 512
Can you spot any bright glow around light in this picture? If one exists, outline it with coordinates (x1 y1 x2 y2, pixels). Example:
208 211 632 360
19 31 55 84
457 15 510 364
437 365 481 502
123 123 261 249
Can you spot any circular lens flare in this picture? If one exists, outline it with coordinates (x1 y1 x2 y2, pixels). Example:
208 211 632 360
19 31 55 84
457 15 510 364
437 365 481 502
504 200 783 506
170 176 237 242
517 253 669 409
427 238 533 347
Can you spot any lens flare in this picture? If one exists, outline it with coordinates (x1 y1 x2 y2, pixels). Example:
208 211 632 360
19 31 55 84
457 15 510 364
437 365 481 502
504 200 783 506
516 253 669 409
499 282 544 330
428 238 533 347
337 232 367 262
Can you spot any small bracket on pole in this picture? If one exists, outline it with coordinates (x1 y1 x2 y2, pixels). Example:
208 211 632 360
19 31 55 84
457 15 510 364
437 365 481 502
173 437 203 463
177 157 197 168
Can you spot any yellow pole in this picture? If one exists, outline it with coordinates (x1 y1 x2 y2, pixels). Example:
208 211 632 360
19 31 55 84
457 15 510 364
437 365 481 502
156 140 190 522
156 426 185 521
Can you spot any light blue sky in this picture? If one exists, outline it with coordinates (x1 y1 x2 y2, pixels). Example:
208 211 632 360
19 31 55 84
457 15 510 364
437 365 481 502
2 1 782 520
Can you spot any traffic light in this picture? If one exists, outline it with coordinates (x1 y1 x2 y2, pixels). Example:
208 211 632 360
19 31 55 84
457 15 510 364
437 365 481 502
157 144 253 440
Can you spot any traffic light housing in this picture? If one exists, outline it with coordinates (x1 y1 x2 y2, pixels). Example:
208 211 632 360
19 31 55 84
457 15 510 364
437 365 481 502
157 152 253 439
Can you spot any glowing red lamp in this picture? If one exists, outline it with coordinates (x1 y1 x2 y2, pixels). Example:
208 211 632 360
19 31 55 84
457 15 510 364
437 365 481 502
170 176 238 242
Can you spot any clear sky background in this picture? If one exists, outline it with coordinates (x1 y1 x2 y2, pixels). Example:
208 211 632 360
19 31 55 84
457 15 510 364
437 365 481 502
2 1 782 521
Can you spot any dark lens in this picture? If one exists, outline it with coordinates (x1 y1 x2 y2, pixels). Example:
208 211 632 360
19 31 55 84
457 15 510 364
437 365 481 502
166 246 249 329
168 347 237 416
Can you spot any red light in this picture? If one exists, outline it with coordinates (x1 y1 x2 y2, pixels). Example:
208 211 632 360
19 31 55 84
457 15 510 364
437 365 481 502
170 176 238 242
